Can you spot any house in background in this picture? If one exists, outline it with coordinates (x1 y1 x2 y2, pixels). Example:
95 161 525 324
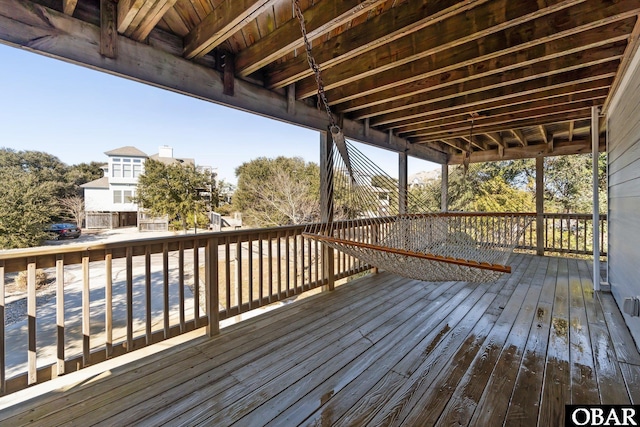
81 145 194 229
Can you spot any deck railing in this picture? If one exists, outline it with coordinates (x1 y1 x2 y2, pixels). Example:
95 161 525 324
0 212 606 395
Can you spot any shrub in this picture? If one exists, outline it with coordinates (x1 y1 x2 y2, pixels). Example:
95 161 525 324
14 269 49 291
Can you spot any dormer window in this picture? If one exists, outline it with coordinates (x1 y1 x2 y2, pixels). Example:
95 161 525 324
111 157 143 178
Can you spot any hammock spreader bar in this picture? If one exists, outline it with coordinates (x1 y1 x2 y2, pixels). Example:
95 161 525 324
302 233 512 274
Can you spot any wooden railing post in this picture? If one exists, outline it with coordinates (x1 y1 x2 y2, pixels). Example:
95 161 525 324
536 157 545 256
321 130 335 291
206 237 220 336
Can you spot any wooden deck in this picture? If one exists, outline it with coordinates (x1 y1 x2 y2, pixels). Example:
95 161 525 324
0 254 638 426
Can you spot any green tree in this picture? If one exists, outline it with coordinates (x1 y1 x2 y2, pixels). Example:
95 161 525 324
0 166 59 248
65 162 104 195
134 159 211 231
234 157 320 227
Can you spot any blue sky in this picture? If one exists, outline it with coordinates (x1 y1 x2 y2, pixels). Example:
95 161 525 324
0 43 437 184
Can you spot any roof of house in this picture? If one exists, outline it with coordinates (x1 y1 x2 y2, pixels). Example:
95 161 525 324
104 146 148 157
149 153 195 166
80 176 110 189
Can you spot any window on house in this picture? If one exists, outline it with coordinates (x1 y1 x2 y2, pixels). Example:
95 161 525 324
123 163 132 178
133 163 142 177
113 190 122 204
123 190 133 203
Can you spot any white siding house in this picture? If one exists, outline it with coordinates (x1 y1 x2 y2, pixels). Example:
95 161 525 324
606 45 640 352
82 145 192 229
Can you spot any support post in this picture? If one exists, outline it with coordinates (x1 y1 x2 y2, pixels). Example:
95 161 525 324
536 156 544 256
320 131 335 291
399 151 408 215
205 237 220 336
441 164 448 212
592 106 601 291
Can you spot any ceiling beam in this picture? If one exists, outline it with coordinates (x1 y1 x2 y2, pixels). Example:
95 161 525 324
369 62 618 127
538 125 548 144
118 0 179 41
448 139 606 165
296 0 640 100
395 88 610 136
412 109 594 142
440 139 469 153
351 49 623 121
460 135 489 151
264 0 486 89
183 0 277 60
0 0 447 165
326 19 633 108
401 98 605 140
234 0 386 77
511 129 528 147
391 82 611 134
336 34 630 113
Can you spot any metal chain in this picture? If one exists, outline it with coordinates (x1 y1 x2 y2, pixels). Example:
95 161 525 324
293 0 338 131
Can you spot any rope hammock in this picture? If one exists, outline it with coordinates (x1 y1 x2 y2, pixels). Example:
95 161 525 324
293 0 531 282
303 139 532 282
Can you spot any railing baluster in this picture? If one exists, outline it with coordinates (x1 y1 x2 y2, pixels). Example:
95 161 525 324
163 242 170 339
205 236 219 337
248 237 253 310
80 252 90 367
179 241 185 333
268 235 273 304
277 233 282 299
193 242 200 324
258 236 264 304
285 232 291 297
145 246 152 345
27 257 36 384
225 237 231 311
236 239 243 310
105 250 113 357
126 246 133 352
56 255 65 376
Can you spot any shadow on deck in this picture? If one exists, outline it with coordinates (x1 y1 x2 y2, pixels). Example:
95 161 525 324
0 254 638 426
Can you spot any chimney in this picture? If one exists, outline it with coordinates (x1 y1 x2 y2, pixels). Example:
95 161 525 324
158 145 173 158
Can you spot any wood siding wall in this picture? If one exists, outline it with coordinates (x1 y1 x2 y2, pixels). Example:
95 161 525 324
607 48 640 352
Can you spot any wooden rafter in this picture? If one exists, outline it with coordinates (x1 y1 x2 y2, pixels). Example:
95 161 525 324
603 15 640 113
328 19 633 108
118 0 178 41
538 125 548 144
369 63 618 127
265 0 486 89
295 0 638 99
234 0 386 77
395 88 610 137
183 0 278 60
511 129 527 147
337 36 629 114
568 120 575 141
63 0 77 15
440 139 469 154
402 98 605 141
461 135 489 151
351 49 623 122
448 138 606 164
391 82 612 134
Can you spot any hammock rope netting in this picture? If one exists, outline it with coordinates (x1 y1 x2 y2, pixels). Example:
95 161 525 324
303 138 533 282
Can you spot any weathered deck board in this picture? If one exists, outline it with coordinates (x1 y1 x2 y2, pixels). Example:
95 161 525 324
0 254 637 427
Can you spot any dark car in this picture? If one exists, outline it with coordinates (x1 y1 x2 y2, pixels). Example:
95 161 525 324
47 223 81 240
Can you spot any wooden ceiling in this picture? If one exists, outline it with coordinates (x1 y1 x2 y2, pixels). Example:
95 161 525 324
2 0 640 164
